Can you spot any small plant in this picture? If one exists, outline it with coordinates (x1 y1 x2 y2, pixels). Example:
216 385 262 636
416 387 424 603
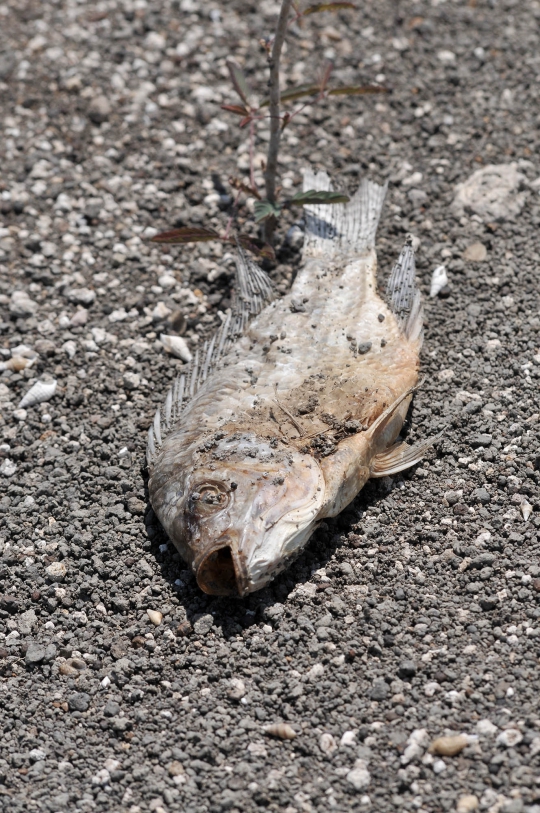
152 1 388 257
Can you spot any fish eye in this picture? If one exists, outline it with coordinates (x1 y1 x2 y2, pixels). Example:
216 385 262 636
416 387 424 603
190 482 229 513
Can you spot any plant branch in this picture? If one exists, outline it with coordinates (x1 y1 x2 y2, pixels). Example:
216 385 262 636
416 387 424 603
264 0 293 244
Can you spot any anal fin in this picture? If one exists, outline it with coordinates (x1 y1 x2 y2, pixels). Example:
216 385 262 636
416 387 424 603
371 432 443 478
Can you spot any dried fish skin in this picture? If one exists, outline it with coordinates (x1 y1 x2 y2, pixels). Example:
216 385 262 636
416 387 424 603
148 173 437 596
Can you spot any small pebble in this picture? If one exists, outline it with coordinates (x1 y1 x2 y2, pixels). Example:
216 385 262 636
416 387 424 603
476 719 498 736
346 759 371 791
45 562 67 582
463 242 487 262
167 761 184 777
496 728 522 748
88 95 111 124
68 692 91 712
227 678 246 700
457 795 479 813
429 734 469 756
432 758 446 774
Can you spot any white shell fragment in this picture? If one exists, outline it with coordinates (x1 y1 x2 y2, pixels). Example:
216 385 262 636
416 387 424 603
146 609 163 626
319 732 338 755
453 163 526 220
430 265 448 297
19 377 57 409
0 355 35 372
263 723 296 740
62 340 77 359
160 334 192 363
0 459 17 477
520 498 533 521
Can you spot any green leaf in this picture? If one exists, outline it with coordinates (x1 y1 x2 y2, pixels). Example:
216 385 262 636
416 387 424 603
253 200 282 223
328 84 389 96
288 190 350 206
150 226 220 244
259 84 320 108
303 2 356 14
227 60 251 106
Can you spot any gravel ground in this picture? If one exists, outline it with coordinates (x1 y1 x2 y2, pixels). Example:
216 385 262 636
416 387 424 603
1 0 540 811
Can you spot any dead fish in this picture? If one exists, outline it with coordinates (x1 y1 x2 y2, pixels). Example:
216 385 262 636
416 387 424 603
147 171 439 596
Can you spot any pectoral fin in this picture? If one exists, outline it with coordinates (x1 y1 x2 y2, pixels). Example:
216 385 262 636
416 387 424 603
371 432 443 478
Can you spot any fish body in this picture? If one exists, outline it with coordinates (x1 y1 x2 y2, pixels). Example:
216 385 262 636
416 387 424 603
147 171 435 596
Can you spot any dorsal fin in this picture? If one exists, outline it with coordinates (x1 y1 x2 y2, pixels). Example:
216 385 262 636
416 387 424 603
146 246 275 466
302 169 387 259
385 238 423 342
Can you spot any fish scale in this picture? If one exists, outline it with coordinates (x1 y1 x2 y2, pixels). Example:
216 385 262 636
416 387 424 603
147 171 439 596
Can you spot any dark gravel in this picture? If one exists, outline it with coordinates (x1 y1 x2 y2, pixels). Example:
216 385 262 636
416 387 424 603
1 1 540 812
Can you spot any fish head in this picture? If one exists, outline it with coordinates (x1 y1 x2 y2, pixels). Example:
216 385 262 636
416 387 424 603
149 432 325 596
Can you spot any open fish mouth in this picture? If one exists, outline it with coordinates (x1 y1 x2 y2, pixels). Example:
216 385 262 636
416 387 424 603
188 446 325 597
195 536 247 597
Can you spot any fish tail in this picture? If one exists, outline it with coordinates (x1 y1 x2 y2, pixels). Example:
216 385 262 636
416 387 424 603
301 169 387 259
385 237 424 342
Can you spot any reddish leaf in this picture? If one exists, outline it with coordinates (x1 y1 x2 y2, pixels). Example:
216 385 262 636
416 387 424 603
151 226 220 245
303 2 355 14
229 177 261 200
319 61 334 94
235 234 276 261
221 104 250 116
227 59 251 106
328 84 389 96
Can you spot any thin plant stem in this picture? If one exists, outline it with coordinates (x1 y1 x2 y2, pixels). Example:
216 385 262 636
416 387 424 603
249 119 257 193
224 189 243 240
264 0 293 244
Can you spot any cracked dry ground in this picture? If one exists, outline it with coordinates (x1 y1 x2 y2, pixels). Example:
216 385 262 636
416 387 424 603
1 0 540 812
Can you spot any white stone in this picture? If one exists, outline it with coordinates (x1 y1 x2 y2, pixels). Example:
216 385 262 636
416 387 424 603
45 561 67 582
0 459 17 477
433 759 446 774
346 759 370 791
453 163 526 220
10 291 38 317
66 287 96 305
497 728 522 748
